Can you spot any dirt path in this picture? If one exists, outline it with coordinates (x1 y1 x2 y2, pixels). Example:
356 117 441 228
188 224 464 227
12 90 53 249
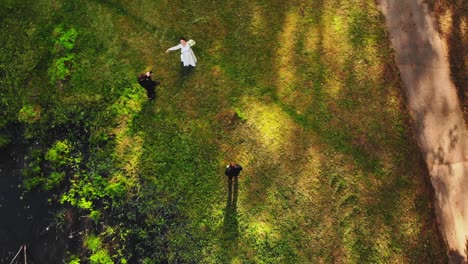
378 0 468 262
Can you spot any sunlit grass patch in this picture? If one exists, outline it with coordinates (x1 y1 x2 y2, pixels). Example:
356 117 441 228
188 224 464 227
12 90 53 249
103 82 147 192
324 75 344 99
305 26 321 54
240 96 298 155
322 10 353 67
115 133 143 177
249 3 267 35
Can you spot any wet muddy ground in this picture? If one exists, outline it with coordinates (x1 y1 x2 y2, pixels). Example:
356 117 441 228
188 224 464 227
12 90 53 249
0 136 67 263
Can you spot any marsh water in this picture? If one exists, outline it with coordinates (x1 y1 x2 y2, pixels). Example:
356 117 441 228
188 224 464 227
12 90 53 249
0 134 67 263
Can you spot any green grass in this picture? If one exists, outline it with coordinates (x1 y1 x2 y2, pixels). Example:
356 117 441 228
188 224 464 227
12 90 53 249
0 0 446 263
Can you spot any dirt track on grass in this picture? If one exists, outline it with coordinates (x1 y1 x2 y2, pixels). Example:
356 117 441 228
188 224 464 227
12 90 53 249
378 0 468 262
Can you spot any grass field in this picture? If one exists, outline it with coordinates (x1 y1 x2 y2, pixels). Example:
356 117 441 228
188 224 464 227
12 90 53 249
0 0 447 263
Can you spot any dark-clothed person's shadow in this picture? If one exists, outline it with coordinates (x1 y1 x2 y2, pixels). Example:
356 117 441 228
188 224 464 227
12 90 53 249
222 175 239 260
221 164 242 261
226 175 238 209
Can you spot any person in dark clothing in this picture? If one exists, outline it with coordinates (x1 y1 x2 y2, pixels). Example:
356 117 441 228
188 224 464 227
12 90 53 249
225 163 242 209
225 163 243 178
137 71 159 100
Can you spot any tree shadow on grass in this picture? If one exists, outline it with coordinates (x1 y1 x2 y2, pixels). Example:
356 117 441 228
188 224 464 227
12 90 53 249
90 0 160 34
426 0 467 106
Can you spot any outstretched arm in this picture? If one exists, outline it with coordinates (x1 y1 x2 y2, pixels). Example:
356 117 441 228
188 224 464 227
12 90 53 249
166 44 182 53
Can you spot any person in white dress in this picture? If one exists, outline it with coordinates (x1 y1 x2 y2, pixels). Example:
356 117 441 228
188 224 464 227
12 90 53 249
165 37 197 68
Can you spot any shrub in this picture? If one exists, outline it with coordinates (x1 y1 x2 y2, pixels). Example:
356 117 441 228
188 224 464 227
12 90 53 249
77 197 93 210
85 235 101 252
22 149 44 190
54 27 78 52
104 180 127 200
18 104 41 124
49 54 76 83
45 140 72 166
68 255 81 264
89 210 101 224
49 26 78 83
44 171 66 190
89 250 113 264
0 134 11 148
24 176 44 190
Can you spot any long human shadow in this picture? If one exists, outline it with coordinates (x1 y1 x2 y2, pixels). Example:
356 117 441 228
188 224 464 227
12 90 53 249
221 175 239 260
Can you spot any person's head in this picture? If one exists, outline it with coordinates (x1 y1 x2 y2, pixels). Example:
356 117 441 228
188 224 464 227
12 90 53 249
138 73 146 81
230 163 237 167
179 37 187 45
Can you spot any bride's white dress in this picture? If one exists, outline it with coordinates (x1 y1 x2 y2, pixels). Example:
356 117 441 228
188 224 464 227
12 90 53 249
168 44 197 67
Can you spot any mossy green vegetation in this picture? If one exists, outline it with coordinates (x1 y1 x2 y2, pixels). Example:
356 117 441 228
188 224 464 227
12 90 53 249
0 0 446 263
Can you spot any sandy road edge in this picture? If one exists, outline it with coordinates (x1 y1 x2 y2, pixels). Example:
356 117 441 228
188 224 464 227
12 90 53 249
377 0 468 262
